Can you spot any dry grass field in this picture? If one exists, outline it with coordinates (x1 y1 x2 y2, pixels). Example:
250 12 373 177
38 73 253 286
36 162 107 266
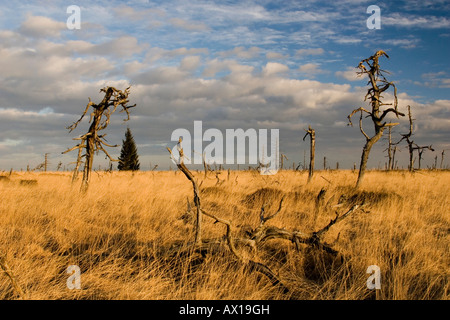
0 169 449 300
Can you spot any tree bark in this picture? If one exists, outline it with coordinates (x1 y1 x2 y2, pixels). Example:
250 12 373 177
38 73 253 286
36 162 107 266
303 126 315 183
356 130 383 188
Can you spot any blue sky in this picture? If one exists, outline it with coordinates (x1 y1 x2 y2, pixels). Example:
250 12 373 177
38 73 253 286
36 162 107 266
0 0 449 171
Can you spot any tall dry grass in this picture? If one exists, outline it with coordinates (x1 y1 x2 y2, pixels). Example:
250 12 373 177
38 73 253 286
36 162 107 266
0 169 448 300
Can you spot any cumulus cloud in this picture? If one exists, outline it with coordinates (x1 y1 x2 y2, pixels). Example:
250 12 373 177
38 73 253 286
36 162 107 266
180 55 201 71
335 67 363 82
298 63 327 77
262 62 289 76
19 14 66 38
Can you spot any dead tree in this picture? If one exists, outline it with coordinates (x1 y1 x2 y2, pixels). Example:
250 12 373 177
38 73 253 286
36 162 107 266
280 153 288 170
413 144 434 170
167 139 367 294
384 125 394 171
441 150 450 169
303 125 315 183
391 145 400 170
348 51 404 188
396 105 415 171
168 138 203 246
63 86 135 192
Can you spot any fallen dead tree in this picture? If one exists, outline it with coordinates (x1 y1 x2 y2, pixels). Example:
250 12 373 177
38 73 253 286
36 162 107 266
167 139 366 295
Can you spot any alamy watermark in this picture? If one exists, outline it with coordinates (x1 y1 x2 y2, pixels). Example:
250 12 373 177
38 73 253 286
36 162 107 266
66 5 81 30
170 121 280 175
367 5 381 30
66 265 81 290
366 265 381 290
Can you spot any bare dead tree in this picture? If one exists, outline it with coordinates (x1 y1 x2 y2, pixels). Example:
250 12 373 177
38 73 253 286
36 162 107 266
280 153 288 170
391 145 400 170
167 139 367 294
383 125 394 171
348 51 405 188
303 125 315 183
44 153 49 172
33 163 45 171
441 150 450 169
63 86 135 192
396 105 415 171
202 153 208 178
413 144 434 170
168 138 203 246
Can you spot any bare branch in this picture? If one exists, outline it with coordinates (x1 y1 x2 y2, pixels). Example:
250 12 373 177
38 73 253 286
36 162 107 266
260 197 285 225
347 107 371 127
359 110 370 141
67 99 95 132
314 204 362 239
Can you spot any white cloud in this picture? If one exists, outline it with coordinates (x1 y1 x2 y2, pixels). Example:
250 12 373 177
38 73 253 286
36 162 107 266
383 13 450 29
145 47 208 63
18 14 66 38
0 138 27 147
266 52 289 60
333 36 362 44
382 38 420 49
218 46 261 59
298 63 326 77
262 62 289 76
113 5 165 21
169 17 210 31
79 36 145 58
296 48 325 57
202 59 254 77
180 55 201 71
420 72 450 88
335 67 363 82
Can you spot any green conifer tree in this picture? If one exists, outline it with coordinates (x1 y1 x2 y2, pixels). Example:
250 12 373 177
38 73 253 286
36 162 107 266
118 127 140 171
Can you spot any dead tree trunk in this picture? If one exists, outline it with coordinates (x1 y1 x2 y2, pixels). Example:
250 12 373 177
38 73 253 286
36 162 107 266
402 105 415 171
303 125 315 183
391 145 399 170
63 87 135 192
396 105 434 171
280 153 288 170
441 150 449 169
413 145 434 170
384 125 394 171
168 139 203 246
348 51 404 188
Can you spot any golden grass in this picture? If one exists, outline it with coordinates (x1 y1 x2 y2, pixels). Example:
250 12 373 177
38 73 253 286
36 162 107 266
0 169 449 300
